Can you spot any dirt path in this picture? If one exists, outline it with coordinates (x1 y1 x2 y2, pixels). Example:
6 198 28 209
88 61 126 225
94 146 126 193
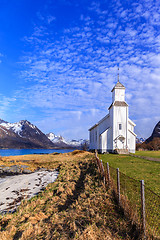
130 154 160 162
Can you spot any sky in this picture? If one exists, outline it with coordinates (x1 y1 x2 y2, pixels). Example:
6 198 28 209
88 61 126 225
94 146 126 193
0 0 159 140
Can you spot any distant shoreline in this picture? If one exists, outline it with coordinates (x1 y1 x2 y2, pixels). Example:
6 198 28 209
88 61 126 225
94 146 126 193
0 148 74 157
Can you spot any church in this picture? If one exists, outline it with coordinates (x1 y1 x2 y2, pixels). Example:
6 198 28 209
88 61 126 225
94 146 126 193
89 79 136 153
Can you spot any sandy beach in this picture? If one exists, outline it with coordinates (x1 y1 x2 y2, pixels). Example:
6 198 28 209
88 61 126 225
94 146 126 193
0 170 58 213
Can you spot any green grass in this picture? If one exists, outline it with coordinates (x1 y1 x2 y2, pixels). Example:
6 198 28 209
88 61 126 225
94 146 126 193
134 150 160 158
100 154 160 195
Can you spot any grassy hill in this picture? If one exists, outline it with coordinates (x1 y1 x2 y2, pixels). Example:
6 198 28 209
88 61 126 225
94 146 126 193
0 151 138 240
100 153 160 195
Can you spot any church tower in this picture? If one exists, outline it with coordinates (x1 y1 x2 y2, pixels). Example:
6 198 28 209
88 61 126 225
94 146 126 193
89 70 136 153
108 78 129 152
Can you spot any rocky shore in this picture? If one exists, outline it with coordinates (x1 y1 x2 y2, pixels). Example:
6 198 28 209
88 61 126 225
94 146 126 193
0 164 32 176
0 168 58 214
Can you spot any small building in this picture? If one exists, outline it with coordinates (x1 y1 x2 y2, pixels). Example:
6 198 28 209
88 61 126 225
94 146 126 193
89 80 136 153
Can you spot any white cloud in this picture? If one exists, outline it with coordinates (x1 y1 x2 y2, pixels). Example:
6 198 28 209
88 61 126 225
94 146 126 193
14 0 160 139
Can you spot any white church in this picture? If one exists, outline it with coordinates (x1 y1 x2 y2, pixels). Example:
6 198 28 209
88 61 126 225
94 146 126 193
89 79 136 153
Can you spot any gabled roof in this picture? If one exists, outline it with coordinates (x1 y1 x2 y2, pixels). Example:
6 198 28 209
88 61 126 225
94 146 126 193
100 127 111 135
88 114 109 131
111 81 125 92
128 129 137 137
108 101 128 110
128 118 136 126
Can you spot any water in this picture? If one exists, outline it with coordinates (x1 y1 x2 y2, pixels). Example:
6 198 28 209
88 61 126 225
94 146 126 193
0 148 74 157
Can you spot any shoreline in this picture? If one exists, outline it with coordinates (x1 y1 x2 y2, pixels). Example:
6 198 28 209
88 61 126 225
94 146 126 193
0 170 58 214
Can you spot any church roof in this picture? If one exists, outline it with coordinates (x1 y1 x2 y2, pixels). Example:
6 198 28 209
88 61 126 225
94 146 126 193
111 81 125 92
88 114 109 131
108 101 128 110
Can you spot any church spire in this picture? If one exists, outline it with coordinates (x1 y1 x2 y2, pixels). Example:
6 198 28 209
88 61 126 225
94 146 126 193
117 67 119 82
111 67 125 92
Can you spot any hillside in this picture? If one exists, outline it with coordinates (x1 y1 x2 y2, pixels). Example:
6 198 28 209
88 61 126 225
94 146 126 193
137 121 160 150
145 121 160 143
0 120 55 149
0 151 138 239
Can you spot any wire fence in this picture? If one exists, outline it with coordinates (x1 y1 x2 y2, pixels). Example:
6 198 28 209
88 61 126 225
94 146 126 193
95 151 160 239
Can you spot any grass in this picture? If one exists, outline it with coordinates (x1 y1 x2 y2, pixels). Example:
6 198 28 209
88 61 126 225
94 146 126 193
0 151 139 240
134 150 160 158
100 154 160 195
99 153 160 238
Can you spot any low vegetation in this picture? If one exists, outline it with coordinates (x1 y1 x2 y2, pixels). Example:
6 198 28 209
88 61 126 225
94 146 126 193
136 138 160 151
134 150 160 158
0 151 139 240
100 153 160 195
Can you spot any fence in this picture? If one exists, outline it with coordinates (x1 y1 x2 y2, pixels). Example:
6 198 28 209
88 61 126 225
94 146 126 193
95 151 160 239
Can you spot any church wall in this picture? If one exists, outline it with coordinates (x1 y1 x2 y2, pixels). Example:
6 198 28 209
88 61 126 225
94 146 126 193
112 88 125 102
109 107 114 150
128 121 134 132
107 127 112 150
98 116 110 135
100 130 107 153
89 127 98 150
128 131 136 153
113 106 128 149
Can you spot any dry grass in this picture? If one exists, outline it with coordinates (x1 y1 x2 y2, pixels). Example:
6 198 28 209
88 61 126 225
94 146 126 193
0 150 138 239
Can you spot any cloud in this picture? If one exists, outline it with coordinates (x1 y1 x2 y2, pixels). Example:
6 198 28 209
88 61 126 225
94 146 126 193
15 0 160 139
47 15 56 24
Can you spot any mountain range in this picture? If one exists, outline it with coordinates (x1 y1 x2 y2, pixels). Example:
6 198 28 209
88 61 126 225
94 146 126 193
136 121 160 150
0 119 88 149
145 121 160 143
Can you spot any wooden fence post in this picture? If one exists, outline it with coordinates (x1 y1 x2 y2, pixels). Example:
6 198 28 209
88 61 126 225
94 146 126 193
95 149 98 158
107 162 110 188
101 160 105 185
117 168 120 205
140 180 146 239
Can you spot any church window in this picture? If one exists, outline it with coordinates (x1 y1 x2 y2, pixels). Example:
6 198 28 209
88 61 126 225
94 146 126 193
119 124 122 130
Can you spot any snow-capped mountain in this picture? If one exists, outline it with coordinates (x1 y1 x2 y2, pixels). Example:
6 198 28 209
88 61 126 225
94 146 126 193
0 119 89 149
0 119 55 149
46 132 89 149
136 137 146 143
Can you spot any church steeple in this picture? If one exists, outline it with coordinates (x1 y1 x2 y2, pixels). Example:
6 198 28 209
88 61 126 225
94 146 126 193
118 67 119 82
111 70 126 103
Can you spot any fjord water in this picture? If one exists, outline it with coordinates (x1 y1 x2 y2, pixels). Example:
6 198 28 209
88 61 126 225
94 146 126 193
0 149 74 157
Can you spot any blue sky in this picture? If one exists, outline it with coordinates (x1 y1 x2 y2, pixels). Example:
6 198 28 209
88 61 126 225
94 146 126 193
0 0 159 140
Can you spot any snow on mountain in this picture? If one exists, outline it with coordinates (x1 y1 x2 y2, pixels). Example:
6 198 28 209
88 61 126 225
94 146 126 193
46 132 89 148
0 120 41 137
0 119 89 149
0 119 55 149
136 137 146 144
46 133 64 143
1 122 23 136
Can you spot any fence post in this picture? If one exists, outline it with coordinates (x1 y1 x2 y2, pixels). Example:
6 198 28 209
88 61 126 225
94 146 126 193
100 160 105 185
117 168 120 205
95 150 99 171
140 180 146 239
107 162 110 188
95 149 98 158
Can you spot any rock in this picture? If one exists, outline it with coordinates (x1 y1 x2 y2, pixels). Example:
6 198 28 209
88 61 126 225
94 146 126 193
22 169 32 174
0 164 31 176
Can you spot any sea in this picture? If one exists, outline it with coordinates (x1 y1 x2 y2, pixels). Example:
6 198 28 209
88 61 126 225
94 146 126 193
0 149 74 157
